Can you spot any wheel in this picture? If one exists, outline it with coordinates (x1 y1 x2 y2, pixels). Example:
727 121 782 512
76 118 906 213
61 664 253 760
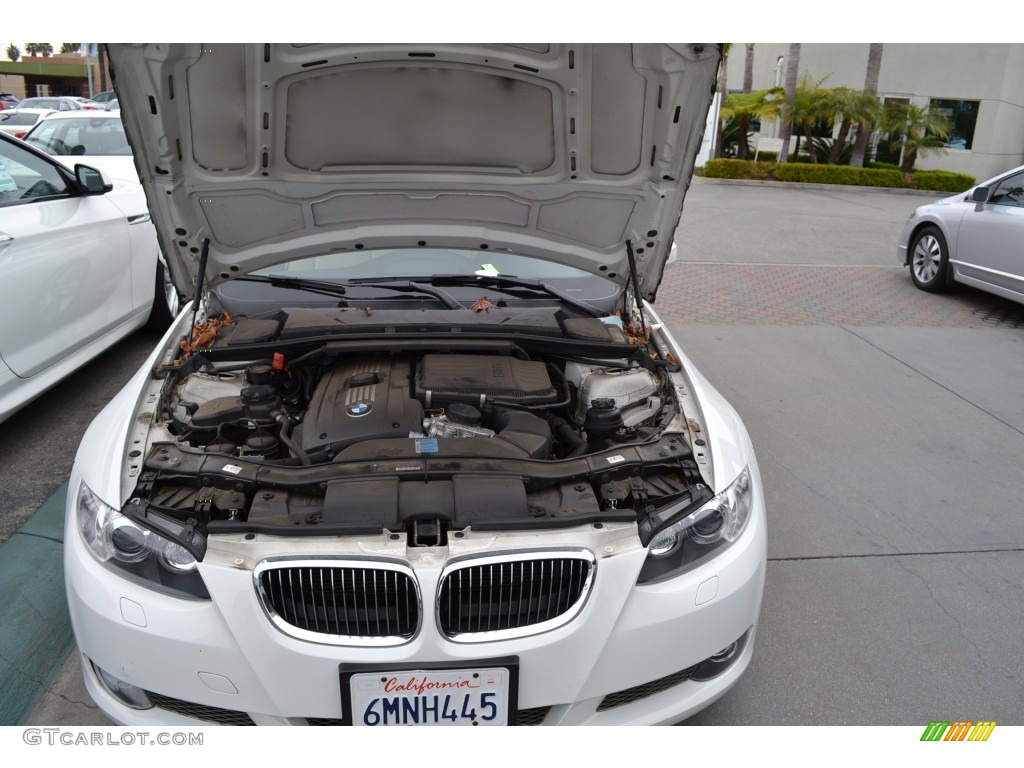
909 225 949 292
146 259 182 330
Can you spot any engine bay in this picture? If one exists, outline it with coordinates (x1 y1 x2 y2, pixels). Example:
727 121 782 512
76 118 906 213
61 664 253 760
125 308 708 551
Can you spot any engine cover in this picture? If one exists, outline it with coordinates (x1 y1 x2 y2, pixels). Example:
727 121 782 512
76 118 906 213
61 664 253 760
299 357 423 453
415 354 557 407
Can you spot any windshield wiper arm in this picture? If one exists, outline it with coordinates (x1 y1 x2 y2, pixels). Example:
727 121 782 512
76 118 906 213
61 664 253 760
235 275 463 310
235 274 349 299
426 274 604 317
342 279 463 310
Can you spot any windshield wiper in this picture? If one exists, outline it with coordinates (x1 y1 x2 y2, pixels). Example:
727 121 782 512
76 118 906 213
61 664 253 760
338 279 463 309
423 274 605 317
237 273 602 315
234 275 349 299
234 275 463 310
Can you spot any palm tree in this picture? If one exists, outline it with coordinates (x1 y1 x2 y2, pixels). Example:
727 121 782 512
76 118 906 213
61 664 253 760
826 87 881 165
713 43 732 159
719 88 783 159
777 44 800 162
786 74 830 163
851 43 884 168
25 43 53 58
883 102 953 174
743 44 755 92
6 44 19 62
60 43 81 54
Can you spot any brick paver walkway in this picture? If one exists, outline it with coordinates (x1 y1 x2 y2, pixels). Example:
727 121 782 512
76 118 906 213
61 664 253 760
656 263 1024 328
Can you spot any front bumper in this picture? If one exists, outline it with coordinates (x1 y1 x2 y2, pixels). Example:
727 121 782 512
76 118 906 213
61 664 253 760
65 463 766 726
897 218 916 266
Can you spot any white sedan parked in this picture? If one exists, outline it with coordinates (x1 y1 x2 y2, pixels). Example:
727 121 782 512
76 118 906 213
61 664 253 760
64 42 766 728
0 108 58 139
23 110 139 182
0 133 179 423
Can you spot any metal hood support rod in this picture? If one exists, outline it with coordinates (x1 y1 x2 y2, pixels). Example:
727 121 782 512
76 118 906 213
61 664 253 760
189 238 211 339
625 240 649 334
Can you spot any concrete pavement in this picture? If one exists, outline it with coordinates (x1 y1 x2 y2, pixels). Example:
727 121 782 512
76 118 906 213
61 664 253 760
677 324 1024 723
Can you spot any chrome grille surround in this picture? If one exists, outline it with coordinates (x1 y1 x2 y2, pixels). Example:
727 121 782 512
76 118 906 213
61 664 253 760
254 558 421 646
436 549 596 643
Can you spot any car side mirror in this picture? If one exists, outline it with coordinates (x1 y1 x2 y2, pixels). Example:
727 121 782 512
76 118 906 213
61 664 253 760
970 187 990 214
75 164 113 195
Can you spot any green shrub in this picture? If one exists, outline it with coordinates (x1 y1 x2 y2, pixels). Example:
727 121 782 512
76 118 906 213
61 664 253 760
911 170 975 192
771 163 904 187
700 158 971 191
812 137 855 165
702 159 752 179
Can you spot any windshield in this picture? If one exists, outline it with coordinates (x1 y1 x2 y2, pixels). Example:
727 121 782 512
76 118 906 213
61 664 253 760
26 117 131 156
253 248 601 282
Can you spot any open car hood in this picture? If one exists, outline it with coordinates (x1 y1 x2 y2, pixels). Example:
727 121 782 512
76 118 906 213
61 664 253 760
107 44 719 300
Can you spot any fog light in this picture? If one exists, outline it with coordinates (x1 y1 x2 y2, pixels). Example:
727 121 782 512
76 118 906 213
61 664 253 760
710 642 738 662
92 662 153 710
691 630 749 682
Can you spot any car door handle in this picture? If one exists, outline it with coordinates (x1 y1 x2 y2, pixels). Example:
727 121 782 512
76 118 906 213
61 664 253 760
127 213 151 225
0 233 13 248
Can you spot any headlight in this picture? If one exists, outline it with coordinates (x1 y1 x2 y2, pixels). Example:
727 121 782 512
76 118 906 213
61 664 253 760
638 466 753 584
76 481 210 599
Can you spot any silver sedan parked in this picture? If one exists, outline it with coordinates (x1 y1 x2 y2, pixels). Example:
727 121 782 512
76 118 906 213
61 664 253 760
899 164 1024 304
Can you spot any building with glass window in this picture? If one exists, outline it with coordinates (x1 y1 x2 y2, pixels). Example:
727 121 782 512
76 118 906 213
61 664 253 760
727 43 1024 181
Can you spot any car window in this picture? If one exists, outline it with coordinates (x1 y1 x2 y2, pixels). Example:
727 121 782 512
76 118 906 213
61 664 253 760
988 171 1024 208
26 117 132 156
0 138 71 206
0 113 43 126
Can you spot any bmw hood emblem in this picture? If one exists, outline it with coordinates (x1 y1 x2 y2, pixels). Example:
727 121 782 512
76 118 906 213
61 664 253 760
347 402 372 416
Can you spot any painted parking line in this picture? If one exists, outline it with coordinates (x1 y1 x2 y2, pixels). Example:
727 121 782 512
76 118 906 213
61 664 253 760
0 481 74 726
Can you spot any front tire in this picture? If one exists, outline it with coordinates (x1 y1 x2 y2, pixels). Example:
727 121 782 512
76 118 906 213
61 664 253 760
909 225 949 292
146 260 181 330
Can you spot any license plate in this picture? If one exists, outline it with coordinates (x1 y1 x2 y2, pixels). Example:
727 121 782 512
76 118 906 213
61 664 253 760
343 665 514 726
